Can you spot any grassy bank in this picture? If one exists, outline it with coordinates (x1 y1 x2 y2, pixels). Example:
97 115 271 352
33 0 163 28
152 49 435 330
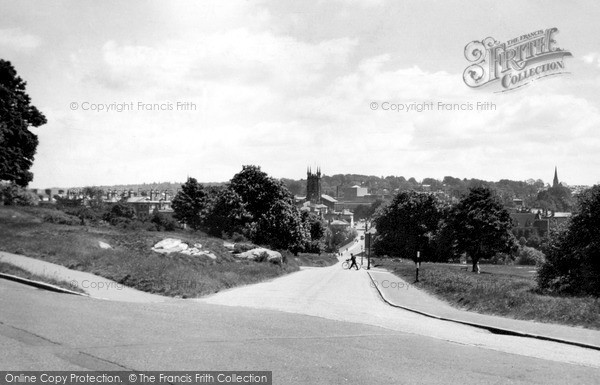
0 261 86 294
377 258 600 330
0 206 335 298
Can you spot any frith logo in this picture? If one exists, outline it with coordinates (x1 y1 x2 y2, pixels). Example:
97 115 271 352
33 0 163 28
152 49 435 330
463 28 572 91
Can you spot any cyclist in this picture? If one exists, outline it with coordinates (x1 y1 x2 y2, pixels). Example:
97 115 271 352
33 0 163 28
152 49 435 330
349 253 359 270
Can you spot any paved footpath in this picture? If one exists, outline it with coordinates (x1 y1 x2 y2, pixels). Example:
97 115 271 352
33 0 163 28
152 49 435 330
0 251 168 303
368 269 600 350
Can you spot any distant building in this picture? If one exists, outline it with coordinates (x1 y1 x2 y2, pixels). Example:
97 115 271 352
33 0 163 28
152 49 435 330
306 167 322 204
297 167 354 225
552 166 560 188
342 185 369 200
124 189 173 219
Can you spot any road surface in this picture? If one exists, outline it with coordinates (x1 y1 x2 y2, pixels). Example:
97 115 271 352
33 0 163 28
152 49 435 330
2 250 599 384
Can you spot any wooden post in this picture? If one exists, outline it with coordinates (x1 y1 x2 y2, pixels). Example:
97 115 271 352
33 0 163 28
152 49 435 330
415 251 420 282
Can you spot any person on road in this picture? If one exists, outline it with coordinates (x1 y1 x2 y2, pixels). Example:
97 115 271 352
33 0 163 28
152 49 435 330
349 253 359 270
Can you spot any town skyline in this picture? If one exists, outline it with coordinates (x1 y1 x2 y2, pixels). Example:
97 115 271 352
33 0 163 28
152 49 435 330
30 165 587 193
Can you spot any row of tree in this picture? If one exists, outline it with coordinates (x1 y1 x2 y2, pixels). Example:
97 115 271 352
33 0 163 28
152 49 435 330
372 186 517 273
172 166 330 254
372 184 600 296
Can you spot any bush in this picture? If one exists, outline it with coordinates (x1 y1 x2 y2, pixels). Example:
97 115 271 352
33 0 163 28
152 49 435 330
150 212 178 231
103 203 136 224
487 252 514 265
231 232 247 242
0 183 39 206
42 211 80 226
64 206 102 225
516 246 545 266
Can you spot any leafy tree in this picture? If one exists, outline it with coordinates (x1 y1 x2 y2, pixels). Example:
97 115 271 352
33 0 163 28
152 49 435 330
451 186 517 273
353 199 385 221
103 202 136 226
538 185 600 296
82 186 105 210
150 212 177 231
252 200 310 254
422 177 442 190
372 191 441 260
202 186 247 237
171 177 208 230
325 226 358 253
302 211 326 253
533 185 574 212
0 60 47 186
429 206 459 262
282 178 304 196
229 165 294 221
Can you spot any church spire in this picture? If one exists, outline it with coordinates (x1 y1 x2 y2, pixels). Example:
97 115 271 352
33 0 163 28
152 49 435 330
552 166 559 188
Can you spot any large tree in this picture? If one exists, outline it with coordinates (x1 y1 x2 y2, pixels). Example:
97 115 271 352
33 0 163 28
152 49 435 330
171 177 208 230
0 59 47 186
451 186 517 273
229 165 310 252
252 200 310 254
538 185 600 296
533 184 574 212
372 190 441 260
202 186 247 237
302 211 327 253
229 165 294 221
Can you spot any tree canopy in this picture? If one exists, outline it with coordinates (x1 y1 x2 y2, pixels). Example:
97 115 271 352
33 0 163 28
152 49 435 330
451 186 517 272
171 166 315 253
0 59 47 186
171 177 208 230
372 191 441 260
538 185 600 296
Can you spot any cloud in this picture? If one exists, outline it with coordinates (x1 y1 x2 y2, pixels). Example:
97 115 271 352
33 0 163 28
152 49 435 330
0 28 41 51
25 1 600 186
582 52 600 67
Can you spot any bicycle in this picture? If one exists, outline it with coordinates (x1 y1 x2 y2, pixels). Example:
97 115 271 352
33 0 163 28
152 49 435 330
342 259 363 270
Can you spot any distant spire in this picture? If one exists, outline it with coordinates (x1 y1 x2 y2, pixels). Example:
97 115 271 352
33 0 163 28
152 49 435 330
552 166 559 188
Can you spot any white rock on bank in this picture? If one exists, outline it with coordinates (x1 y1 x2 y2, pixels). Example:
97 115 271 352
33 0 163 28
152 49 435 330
237 248 282 263
98 241 112 249
153 239 216 259
152 238 189 254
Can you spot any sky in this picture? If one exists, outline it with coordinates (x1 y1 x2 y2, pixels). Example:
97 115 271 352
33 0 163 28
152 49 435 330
2 0 600 188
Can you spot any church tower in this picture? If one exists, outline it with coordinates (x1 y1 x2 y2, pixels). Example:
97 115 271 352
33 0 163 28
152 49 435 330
552 166 559 188
306 166 322 204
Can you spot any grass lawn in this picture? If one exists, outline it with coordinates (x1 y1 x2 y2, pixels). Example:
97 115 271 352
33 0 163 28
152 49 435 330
0 206 336 298
377 258 600 330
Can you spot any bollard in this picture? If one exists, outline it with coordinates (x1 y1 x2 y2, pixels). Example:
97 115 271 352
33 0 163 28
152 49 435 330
415 251 420 282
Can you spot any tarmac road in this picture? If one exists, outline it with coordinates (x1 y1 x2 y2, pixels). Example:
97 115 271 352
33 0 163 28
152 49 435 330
2 258 600 384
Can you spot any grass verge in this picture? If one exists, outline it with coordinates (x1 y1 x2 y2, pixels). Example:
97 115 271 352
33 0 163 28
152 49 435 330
0 206 335 298
0 261 86 294
377 258 600 330
293 252 338 267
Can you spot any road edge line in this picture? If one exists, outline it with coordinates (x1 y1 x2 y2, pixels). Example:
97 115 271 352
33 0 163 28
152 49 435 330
366 271 600 352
